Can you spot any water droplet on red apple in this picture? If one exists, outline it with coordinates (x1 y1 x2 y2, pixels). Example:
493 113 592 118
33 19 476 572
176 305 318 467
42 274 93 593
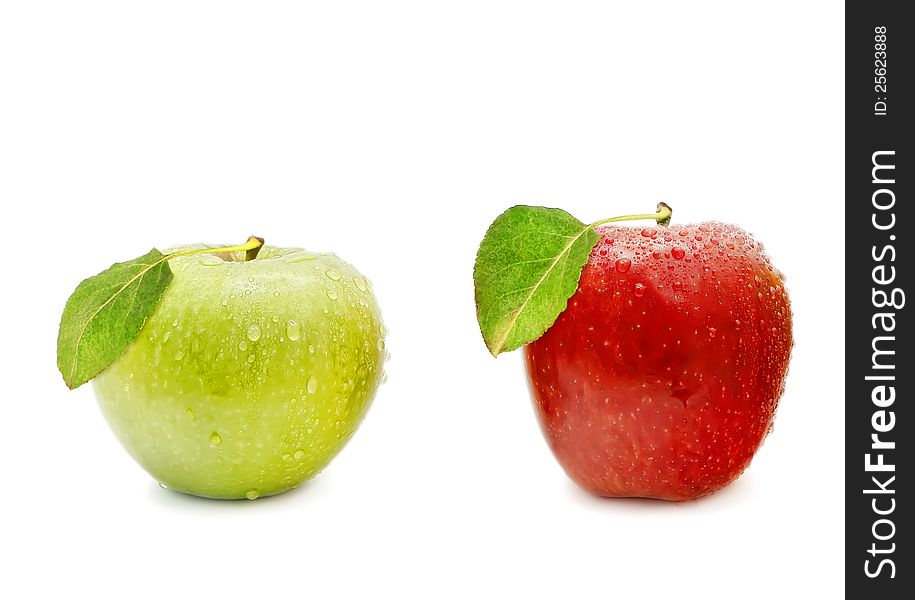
633 283 646 298
671 248 685 260
614 258 631 273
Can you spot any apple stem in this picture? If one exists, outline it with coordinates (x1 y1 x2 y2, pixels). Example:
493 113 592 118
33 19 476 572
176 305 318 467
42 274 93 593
169 236 266 262
589 203 673 229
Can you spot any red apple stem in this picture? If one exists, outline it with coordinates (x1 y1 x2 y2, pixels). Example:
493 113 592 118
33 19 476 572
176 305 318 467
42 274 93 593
590 203 673 229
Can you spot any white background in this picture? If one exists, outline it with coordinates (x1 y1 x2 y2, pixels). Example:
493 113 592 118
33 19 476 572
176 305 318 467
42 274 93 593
1 2 843 598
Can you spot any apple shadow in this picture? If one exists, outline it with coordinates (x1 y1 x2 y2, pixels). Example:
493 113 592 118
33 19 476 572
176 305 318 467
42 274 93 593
147 473 332 510
565 471 755 511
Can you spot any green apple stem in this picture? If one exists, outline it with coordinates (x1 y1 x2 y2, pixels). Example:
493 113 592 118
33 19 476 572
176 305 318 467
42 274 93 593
170 236 265 262
589 203 673 229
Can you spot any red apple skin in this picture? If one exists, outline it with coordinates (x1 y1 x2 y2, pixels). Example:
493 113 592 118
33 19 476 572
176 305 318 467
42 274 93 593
523 223 792 501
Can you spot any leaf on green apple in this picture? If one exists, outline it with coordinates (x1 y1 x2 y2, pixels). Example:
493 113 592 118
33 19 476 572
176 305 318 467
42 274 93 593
57 249 174 389
473 206 600 356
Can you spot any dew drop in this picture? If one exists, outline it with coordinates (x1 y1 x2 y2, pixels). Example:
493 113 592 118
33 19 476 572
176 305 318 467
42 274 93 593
247 354 256 363
308 344 315 353
174 350 185 361
285 254 316 263
282 453 291 461
286 320 301 341
325 269 341 281
673 281 683 291
245 324 261 342
246 489 260 500
633 283 646 298
293 449 305 460
186 407 195 421
734 319 742 331
376 338 386 352
640 228 654 237
158 482 168 490
163 330 172 343
209 432 222 446
708 327 717 338
123 383 131 392
381 371 389 384
354 278 367 292
307 376 319 394
326 289 338 300
614 258 632 273
671 247 686 260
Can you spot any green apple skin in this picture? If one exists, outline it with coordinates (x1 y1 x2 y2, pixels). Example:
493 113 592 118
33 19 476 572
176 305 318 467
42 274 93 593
93 245 386 499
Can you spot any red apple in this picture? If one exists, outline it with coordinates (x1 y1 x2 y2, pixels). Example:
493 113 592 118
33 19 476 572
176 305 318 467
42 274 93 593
523 222 792 501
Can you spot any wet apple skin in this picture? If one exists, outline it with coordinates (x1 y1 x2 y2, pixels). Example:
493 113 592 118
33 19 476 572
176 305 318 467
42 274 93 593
93 246 386 499
524 223 792 501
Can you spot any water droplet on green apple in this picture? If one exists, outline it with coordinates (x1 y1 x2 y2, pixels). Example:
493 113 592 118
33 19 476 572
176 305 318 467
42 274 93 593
285 254 316 263
123 383 131 392
307 376 318 394
209 432 222 446
174 350 184 361
246 324 261 342
282 453 291 461
381 371 388 384
354 278 367 292
162 330 172 343
286 320 301 341
308 344 315 353
326 289 338 300
199 256 222 266
293 449 305 460
158 482 168 489
186 407 195 420
325 270 341 281
239 340 248 351
246 489 260 500
376 338 385 352
247 354 256 363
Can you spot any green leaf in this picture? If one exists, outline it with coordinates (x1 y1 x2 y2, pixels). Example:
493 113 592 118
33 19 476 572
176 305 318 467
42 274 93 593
57 249 173 389
473 205 600 356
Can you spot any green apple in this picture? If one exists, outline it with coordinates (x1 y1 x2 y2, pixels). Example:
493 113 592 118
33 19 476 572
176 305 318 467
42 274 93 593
92 244 386 499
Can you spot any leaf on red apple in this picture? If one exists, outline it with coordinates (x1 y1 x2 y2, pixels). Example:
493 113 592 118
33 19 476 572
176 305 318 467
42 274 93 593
57 249 174 389
473 206 599 356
